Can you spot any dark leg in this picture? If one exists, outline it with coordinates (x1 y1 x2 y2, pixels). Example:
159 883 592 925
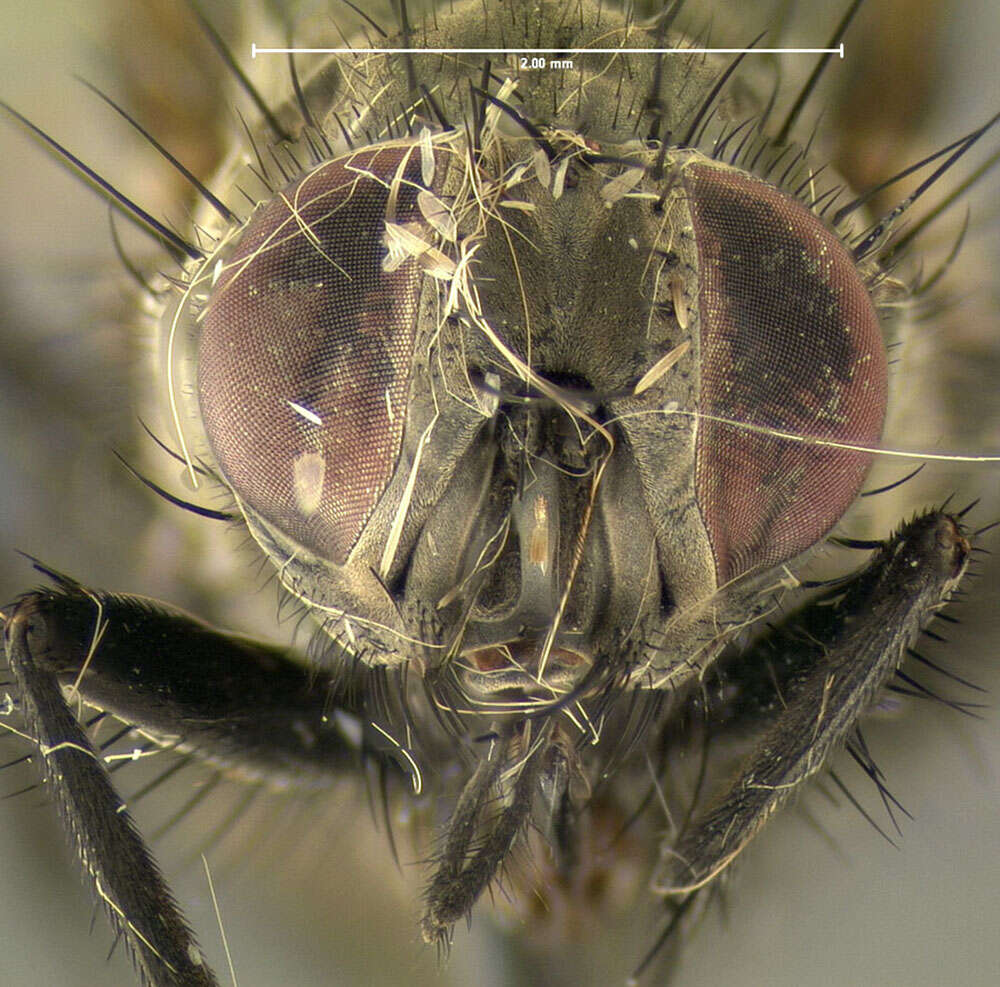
657 509 971 893
2 567 399 987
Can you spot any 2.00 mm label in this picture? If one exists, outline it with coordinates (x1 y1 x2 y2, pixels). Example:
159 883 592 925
519 56 574 69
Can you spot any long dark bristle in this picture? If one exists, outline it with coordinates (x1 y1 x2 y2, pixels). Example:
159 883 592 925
75 77 235 223
827 769 898 847
185 0 290 143
834 126 989 228
907 649 985 693
470 85 556 158
643 0 686 142
886 145 1000 261
774 0 867 146
861 464 925 497
679 34 764 148
335 0 390 38
0 100 203 261
112 451 237 522
852 110 1000 260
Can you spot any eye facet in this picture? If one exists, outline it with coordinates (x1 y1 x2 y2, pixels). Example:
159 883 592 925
683 162 889 582
197 146 433 564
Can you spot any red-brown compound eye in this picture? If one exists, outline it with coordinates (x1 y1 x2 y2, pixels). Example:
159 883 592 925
682 163 888 583
198 146 432 564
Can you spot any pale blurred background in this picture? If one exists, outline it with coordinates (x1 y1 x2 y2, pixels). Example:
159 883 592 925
0 2 998 985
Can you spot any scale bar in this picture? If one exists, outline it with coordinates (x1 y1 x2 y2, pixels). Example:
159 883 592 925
251 44 845 59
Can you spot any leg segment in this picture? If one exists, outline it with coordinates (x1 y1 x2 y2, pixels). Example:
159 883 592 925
2 568 399 987
656 509 971 893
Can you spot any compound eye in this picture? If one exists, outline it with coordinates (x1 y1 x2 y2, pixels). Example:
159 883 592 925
198 146 433 564
682 163 889 582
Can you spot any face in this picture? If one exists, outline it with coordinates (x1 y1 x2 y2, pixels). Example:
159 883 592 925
0 2 998 985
